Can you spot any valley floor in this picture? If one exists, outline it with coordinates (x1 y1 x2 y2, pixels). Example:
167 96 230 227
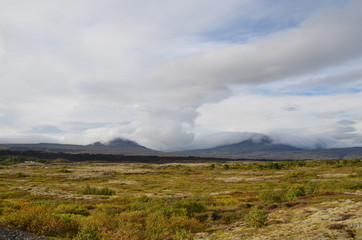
0 158 361 239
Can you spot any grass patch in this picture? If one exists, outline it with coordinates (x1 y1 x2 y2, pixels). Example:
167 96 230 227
78 185 116 196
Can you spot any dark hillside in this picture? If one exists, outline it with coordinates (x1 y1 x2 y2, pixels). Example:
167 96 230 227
180 137 362 160
0 150 231 164
0 138 158 155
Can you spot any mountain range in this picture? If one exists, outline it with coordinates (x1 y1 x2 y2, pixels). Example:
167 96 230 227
180 136 362 160
1 136 362 160
0 139 159 155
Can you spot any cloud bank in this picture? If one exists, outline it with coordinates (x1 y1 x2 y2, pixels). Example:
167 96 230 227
0 0 362 150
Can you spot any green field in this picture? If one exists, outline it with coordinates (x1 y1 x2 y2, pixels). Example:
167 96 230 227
0 158 361 239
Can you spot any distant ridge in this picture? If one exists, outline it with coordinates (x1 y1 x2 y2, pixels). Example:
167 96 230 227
181 136 301 157
0 136 362 160
0 138 158 155
85 138 159 154
179 136 362 160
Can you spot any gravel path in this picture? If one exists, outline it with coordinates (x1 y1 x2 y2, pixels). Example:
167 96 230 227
0 226 50 240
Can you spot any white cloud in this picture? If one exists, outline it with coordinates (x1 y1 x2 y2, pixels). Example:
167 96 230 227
0 0 361 150
196 92 362 147
151 0 362 88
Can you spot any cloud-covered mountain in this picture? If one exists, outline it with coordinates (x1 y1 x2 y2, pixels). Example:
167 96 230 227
86 138 159 154
187 131 351 151
185 136 302 155
1 134 362 160
179 134 362 160
179 135 301 158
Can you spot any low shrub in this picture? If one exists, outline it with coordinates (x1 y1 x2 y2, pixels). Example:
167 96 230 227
259 183 314 203
15 172 28 178
284 171 316 179
285 185 306 201
169 215 205 233
75 225 101 240
349 170 362 178
81 210 118 237
0 205 79 237
127 197 206 218
78 185 115 196
304 182 318 195
206 164 215 170
212 195 239 206
0 157 25 165
54 204 90 216
265 162 282 170
112 210 205 239
145 212 173 240
174 199 206 217
58 168 72 173
111 211 160 240
259 189 285 203
244 206 268 228
174 229 192 240
217 210 245 224
337 180 362 190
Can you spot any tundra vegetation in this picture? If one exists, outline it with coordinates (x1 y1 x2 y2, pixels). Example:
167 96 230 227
0 156 361 239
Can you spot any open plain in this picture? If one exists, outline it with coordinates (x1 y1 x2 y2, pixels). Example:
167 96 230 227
0 157 361 239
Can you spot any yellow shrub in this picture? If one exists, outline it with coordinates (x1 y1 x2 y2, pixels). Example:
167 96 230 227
212 195 239 206
170 215 206 233
0 205 79 237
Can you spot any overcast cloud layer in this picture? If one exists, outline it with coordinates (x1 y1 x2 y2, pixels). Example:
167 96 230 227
1 0 362 151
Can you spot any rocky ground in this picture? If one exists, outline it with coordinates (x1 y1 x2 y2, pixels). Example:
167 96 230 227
0 226 49 240
195 199 362 240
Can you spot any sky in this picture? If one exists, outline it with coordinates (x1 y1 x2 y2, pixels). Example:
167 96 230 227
1 0 362 151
